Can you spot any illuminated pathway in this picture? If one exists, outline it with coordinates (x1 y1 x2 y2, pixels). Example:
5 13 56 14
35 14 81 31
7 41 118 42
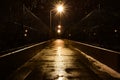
8 39 103 80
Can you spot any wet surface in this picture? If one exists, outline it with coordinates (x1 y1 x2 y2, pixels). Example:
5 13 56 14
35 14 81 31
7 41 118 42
8 39 102 80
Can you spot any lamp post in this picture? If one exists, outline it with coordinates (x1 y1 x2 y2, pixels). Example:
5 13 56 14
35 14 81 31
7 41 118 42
49 2 64 39
56 4 64 25
56 3 64 37
49 10 53 39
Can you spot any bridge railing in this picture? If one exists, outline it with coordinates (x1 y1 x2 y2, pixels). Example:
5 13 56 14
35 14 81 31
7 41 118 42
71 40 120 73
0 41 49 80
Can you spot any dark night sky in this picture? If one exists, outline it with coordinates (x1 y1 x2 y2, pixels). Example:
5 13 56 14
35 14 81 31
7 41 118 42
0 0 120 51
27 0 120 26
24 0 100 27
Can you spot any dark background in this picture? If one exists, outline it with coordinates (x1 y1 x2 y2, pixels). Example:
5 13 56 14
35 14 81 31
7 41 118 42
0 0 120 52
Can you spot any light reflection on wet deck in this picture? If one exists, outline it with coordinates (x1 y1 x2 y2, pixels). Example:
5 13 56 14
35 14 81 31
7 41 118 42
8 39 101 80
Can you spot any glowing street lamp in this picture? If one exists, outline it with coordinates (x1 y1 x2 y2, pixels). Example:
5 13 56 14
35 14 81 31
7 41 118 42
56 4 64 13
49 2 65 39
56 4 64 34
57 29 61 34
58 25 61 29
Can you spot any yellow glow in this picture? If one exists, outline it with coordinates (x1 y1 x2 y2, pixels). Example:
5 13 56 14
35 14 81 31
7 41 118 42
58 77 64 80
56 4 64 13
54 45 64 78
53 1 68 16
57 29 61 33
57 47 62 56
53 39 74 79
55 39 63 43
54 39 65 47
58 25 61 28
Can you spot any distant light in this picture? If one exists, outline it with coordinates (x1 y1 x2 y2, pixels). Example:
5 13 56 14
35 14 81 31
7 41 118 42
58 25 61 28
114 29 118 33
24 34 27 37
57 29 61 34
69 34 71 36
93 33 96 36
25 30 28 33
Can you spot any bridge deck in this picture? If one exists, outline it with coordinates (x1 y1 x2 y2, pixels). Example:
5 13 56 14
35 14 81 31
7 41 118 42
8 39 102 80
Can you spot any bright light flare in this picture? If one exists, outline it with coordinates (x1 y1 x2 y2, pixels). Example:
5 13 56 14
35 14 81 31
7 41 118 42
56 4 64 13
53 1 69 16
